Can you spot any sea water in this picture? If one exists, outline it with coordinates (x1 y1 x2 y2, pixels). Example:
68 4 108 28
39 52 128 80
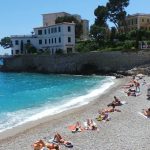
0 72 115 132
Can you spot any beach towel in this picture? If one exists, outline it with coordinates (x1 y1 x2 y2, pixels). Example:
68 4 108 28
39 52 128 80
136 93 142 96
47 137 73 148
83 121 97 129
41 147 49 150
120 101 127 105
68 125 84 132
138 112 150 119
96 112 111 121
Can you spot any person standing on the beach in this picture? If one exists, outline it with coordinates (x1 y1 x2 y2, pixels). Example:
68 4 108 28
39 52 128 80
134 81 140 92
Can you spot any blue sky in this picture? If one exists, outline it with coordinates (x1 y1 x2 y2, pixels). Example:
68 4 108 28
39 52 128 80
0 0 149 55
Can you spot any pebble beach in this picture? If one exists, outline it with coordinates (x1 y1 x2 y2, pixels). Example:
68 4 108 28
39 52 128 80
0 76 150 150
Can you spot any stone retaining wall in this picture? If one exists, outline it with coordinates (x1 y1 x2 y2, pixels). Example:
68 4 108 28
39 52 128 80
2 51 150 74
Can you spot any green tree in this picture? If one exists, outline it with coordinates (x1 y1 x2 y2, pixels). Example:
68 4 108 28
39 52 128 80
0 37 12 49
24 43 37 54
94 6 108 27
110 27 117 41
106 0 129 30
90 25 108 46
55 16 83 39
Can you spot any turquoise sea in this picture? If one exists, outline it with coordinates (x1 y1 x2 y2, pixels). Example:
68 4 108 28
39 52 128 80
0 72 114 132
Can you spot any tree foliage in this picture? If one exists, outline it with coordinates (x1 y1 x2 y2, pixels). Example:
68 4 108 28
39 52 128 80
94 6 108 27
90 25 108 45
24 43 37 54
106 0 129 29
55 15 83 39
0 37 12 49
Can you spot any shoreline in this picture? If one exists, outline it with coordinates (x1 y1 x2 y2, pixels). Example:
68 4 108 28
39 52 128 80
0 76 118 141
0 76 150 150
0 75 114 135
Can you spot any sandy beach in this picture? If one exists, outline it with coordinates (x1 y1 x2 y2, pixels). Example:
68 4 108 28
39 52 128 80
0 76 150 150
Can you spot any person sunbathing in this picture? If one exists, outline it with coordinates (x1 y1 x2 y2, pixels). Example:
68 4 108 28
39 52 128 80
85 119 98 130
53 133 73 148
33 139 59 150
125 88 136 96
143 108 150 117
102 104 121 113
71 121 82 133
107 96 121 107
123 83 134 88
96 111 110 121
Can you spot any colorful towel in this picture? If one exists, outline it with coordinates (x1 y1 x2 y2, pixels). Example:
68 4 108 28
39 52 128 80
68 125 84 132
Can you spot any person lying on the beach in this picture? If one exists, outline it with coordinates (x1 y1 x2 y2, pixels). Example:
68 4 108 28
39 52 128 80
143 108 150 117
102 104 121 113
125 88 136 96
53 133 73 148
107 96 122 107
33 139 59 150
84 119 98 130
96 111 110 121
122 83 134 88
71 121 82 133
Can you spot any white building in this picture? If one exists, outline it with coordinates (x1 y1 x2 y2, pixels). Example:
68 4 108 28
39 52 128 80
42 12 89 41
11 22 75 55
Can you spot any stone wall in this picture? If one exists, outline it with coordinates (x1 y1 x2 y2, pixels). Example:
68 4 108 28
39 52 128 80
2 51 150 74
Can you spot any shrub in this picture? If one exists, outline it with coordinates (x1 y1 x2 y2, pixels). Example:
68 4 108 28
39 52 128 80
55 49 63 55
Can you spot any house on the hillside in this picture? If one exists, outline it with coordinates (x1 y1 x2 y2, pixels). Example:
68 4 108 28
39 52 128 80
11 12 89 55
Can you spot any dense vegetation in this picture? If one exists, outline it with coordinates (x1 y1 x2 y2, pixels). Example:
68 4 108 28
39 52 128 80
77 0 150 52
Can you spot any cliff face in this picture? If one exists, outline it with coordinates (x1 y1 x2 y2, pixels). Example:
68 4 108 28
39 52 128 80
2 51 150 75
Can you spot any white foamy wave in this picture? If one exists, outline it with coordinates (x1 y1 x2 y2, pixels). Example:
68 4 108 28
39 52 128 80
0 76 115 133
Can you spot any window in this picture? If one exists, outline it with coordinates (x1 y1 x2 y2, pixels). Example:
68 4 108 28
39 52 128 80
68 26 71 32
49 39 51 44
38 30 42 35
68 37 71 43
55 27 57 33
39 39 42 45
51 28 53 33
142 18 144 22
58 26 61 32
48 28 50 34
27 40 30 43
147 19 149 23
15 40 19 45
52 38 53 44
132 19 133 25
45 39 47 44
44 29 47 34
135 18 137 24
59 37 61 43
15 50 19 54
55 38 56 43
